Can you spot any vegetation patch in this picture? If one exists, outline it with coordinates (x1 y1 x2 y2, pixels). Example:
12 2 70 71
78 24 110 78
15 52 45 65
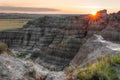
17 52 28 58
77 54 120 80
0 19 30 31
0 42 8 54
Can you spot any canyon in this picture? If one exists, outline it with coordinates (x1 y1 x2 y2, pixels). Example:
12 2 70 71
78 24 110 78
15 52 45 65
0 9 120 73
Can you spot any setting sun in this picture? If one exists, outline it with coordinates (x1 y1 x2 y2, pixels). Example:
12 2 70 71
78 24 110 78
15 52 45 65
91 12 97 16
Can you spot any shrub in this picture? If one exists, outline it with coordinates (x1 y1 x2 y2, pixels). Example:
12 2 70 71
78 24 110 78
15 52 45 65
64 66 75 80
64 66 74 74
6 49 15 56
0 42 8 54
17 52 28 58
113 54 120 64
77 55 120 80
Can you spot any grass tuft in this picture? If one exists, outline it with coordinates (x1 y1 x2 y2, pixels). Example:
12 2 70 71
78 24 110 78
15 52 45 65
17 52 28 58
77 54 120 80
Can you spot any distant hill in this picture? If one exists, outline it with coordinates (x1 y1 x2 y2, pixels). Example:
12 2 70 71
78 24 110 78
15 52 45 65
0 13 86 19
0 13 43 19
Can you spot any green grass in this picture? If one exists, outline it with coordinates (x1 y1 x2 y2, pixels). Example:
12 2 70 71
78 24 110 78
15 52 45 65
17 52 28 58
76 55 120 80
0 19 31 31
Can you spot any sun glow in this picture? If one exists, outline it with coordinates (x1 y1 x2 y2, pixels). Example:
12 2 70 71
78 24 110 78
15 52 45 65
91 11 97 16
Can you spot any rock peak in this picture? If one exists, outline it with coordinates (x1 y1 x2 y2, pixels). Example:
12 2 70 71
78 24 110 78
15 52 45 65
97 9 107 14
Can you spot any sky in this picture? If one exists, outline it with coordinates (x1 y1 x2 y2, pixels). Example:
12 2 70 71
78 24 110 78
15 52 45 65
0 0 120 14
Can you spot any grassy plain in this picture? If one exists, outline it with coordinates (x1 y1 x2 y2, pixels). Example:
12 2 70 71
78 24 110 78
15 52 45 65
0 19 31 31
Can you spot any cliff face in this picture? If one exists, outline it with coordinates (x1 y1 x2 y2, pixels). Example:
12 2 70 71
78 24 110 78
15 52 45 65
70 34 120 67
0 9 117 70
71 10 120 66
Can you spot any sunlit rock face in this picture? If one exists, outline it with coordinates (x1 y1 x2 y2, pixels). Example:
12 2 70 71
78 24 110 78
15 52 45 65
0 10 119 70
87 9 108 31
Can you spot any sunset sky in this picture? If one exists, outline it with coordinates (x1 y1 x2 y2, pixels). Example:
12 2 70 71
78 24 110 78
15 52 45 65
0 0 119 14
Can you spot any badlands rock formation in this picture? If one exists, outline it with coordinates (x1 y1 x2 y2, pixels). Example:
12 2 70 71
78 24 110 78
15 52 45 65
0 54 65 80
0 9 120 70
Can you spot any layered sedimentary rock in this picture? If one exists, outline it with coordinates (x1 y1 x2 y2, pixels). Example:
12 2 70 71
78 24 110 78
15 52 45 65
0 9 118 70
0 16 89 70
0 16 84 70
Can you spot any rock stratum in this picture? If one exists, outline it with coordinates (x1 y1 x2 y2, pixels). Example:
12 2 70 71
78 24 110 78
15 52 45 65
0 9 120 71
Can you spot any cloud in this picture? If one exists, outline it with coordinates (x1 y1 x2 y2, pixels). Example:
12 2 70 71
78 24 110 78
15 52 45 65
0 6 60 12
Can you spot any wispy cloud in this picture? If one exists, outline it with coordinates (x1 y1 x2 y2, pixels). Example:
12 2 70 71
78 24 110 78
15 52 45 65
0 6 60 12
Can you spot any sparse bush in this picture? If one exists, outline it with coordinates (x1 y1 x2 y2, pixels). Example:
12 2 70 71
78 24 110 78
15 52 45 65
6 49 15 56
64 66 74 74
113 54 120 64
0 42 8 53
0 42 14 56
77 55 120 80
64 66 75 80
17 52 28 58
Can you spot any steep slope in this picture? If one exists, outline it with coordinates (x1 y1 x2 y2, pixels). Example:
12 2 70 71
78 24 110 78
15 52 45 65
70 34 120 67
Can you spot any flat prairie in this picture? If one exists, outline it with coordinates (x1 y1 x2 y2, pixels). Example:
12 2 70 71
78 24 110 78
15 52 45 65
0 19 31 31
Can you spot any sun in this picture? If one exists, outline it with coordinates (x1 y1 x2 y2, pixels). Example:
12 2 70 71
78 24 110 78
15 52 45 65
91 12 97 16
